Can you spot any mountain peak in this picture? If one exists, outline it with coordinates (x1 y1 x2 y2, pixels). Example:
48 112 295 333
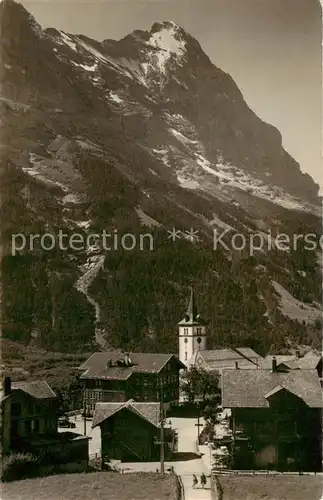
145 21 187 73
151 21 184 34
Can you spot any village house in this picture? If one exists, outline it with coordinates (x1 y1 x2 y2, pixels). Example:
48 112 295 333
92 399 177 463
221 360 322 472
0 377 91 473
259 350 322 382
78 352 186 415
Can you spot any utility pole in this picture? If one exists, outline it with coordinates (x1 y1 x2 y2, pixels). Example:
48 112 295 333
83 399 87 436
160 377 165 474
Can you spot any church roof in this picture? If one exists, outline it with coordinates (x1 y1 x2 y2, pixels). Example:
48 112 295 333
178 287 206 325
190 348 260 370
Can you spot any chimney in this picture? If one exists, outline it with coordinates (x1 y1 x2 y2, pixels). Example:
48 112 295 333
272 356 277 372
295 349 301 359
4 376 11 396
235 361 239 369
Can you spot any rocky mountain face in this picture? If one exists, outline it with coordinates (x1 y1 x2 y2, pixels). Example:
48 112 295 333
1 0 322 357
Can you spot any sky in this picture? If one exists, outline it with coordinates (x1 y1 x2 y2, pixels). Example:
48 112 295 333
19 0 322 191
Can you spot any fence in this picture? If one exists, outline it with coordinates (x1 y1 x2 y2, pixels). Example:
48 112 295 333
178 475 185 500
212 469 323 476
210 476 222 500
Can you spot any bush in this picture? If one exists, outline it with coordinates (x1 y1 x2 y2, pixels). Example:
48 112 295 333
1 452 40 482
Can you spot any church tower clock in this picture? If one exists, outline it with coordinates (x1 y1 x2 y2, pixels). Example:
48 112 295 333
178 287 206 366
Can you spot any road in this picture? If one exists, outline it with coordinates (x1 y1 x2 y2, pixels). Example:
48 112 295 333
59 416 214 499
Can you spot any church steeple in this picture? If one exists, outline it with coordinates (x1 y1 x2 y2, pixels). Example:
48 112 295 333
179 287 205 326
178 287 207 366
186 286 198 322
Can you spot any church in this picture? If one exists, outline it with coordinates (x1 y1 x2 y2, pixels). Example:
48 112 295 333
178 287 262 371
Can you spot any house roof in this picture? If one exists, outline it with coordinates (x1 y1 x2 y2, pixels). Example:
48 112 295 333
79 352 185 380
222 369 323 408
11 381 56 399
92 400 160 428
259 353 321 370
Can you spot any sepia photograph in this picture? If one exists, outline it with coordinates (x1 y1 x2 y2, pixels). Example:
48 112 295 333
0 0 322 498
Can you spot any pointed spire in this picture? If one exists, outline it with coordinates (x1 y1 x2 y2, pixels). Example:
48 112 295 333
186 286 198 322
178 286 205 325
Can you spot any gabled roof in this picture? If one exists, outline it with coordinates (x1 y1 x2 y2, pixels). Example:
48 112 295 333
92 400 160 428
79 352 185 380
12 381 56 399
222 369 323 408
259 353 322 370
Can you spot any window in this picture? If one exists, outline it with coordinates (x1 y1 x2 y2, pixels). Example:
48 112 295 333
25 420 32 435
31 419 39 433
143 393 149 401
27 400 34 415
11 403 21 417
11 421 19 437
184 328 188 335
185 352 187 361
98 391 102 400
197 328 202 335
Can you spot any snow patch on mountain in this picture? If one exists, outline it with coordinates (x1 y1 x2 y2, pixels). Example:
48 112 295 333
57 31 78 51
170 128 198 146
108 92 123 104
152 148 170 167
177 175 199 190
71 61 97 72
148 26 186 73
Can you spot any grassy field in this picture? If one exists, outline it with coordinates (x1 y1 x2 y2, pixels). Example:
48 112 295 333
2 472 179 500
2 339 90 389
218 474 323 500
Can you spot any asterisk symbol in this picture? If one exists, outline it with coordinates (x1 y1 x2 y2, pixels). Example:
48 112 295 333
185 228 200 242
167 227 182 241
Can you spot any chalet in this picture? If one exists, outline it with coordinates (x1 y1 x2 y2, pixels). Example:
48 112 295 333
259 350 322 381
92 399 177 462
221 361 322 472
78 352 186 415
0 377 91 473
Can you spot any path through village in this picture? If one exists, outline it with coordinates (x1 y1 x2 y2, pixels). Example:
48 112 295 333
60 416 215 499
